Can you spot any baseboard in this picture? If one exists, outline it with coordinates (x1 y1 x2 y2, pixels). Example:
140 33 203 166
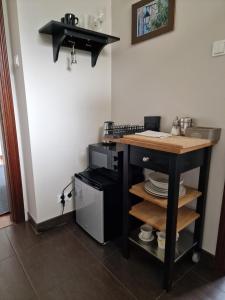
202 249 215 261
201 249 216 270
28 211 75 233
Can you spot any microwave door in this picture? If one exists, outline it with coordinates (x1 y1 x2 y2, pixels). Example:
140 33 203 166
75 177 104 244
90 151 108 169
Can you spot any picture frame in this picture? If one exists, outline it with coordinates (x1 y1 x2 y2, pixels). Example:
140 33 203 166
132 0 175 45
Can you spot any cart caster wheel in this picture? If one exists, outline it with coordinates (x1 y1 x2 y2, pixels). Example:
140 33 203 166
192 252 200 263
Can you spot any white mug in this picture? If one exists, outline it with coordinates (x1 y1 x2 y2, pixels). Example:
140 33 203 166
157 231 166 250
140 224 153 240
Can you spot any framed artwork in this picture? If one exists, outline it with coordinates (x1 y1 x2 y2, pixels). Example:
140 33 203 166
132 0 175 44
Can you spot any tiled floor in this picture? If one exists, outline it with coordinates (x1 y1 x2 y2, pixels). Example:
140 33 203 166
0 214 12 229
0 222 224 300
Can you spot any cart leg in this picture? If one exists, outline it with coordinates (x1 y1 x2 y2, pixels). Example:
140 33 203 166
192 252 201 263
163 158 180 291
122 145 131 258
194 147 212 254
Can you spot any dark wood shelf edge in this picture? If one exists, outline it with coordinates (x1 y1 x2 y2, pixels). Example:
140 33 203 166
39 20 120 42
129 182 202 209
39 20 120 66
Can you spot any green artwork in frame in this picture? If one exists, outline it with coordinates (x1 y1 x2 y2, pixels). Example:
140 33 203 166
132 0 175 44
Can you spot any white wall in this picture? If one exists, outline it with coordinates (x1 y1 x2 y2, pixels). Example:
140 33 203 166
6 0 112 223
111 0 225 254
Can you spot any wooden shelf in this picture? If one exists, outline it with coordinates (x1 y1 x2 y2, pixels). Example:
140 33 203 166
129 229 197 263
129 201 200 232
129 182 202 209
39 21 120 66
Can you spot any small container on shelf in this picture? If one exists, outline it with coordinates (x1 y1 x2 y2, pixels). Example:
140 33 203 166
171 117 181 136
156 231 179 250
139 224 154 242
129 228 197 263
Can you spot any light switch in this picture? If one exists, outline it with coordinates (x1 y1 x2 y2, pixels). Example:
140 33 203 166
212 40 225 57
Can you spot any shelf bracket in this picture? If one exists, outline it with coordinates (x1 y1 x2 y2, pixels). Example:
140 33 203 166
52 31 67 62
91 44 106 67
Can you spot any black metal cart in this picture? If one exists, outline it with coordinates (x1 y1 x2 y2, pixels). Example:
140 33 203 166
121 136 212 291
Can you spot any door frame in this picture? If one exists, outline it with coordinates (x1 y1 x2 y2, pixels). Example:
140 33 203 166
0 0 25 222
215 183 225 273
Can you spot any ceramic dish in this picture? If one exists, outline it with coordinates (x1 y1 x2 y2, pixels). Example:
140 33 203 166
138 232 155 242
145 181 168 193
144 186 186 198
149 172 184 190
144 181 186 198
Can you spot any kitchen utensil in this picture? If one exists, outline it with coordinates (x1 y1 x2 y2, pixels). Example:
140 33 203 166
171 116 181 136
103 121 114 136
102 121 115 144
113 124 144 137
180 117 192 135
71 43 77 64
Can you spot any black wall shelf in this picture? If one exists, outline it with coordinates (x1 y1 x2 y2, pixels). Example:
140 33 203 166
39 21 120 67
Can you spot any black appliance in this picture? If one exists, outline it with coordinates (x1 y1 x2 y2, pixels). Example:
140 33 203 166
89 143 123 176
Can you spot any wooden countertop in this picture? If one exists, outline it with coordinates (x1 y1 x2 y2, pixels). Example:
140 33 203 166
118 135 212 154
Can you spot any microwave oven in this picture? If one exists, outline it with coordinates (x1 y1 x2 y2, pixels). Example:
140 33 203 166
88 143 123 174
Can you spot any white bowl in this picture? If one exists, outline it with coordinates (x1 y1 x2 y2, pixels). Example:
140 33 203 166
149 172 184 190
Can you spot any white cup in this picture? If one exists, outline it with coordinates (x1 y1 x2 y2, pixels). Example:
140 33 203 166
157 231 166 249
139 224 153 241
157 231 179 250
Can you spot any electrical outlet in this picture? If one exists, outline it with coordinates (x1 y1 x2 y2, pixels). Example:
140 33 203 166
57 194 63 203
57 194 72 203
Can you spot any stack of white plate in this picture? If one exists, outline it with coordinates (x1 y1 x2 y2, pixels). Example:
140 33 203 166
144 172 186 199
